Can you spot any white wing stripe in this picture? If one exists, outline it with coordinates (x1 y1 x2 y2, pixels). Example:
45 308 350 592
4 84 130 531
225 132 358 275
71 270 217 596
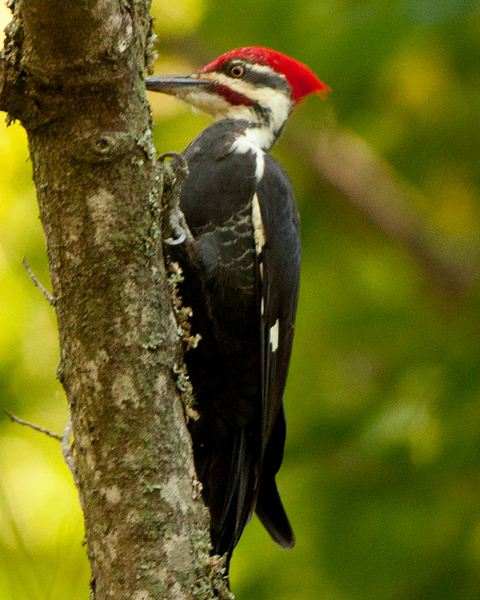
269 319 280 352
252 193 266 258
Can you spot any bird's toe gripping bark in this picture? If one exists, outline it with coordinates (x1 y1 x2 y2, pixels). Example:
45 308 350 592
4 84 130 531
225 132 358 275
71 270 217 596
159 152 195 247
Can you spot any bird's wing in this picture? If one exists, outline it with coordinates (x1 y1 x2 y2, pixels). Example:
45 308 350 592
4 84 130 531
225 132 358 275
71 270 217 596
179 131 299 553
252 155 300 547
179 130 264 555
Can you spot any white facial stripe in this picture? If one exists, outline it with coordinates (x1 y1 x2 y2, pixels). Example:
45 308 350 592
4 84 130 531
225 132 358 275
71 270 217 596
199 71 261 107
248 63 285 76
194 70 293 149
182 90 253 120
269 319 280 352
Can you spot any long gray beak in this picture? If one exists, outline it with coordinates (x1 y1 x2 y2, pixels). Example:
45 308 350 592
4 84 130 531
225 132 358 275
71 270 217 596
145 75 210 96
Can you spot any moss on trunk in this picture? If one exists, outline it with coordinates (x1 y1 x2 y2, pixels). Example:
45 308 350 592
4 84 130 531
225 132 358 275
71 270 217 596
0 1 231 598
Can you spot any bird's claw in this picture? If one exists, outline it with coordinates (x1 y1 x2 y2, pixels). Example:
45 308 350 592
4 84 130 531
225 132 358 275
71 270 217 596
164 228 187 246
163 205 194 247
158 152 193 247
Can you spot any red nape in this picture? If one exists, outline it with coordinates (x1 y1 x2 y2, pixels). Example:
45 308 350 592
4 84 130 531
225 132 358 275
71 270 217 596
200 46 331 102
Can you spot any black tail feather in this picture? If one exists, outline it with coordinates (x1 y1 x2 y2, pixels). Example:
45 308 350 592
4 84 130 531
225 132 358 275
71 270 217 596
255 478 295 548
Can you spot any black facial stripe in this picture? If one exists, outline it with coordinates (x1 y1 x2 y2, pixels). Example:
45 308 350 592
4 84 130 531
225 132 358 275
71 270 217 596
253 102 271 125
220 60 292 94
244 67 291 92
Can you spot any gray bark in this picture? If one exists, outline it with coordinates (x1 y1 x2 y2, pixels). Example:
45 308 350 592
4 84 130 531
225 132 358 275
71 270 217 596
0 2 230 598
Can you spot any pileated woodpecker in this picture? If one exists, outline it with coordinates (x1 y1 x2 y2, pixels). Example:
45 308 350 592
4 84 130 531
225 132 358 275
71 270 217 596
146 47 329 560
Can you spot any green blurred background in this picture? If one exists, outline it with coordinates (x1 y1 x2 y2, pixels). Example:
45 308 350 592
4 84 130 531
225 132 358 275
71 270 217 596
1 1 480 598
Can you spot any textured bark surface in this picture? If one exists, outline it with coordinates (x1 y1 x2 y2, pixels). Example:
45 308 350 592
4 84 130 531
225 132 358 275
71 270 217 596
0 2 230 598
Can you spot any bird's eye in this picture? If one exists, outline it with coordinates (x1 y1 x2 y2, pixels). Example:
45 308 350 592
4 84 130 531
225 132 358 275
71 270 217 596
230 65 245 78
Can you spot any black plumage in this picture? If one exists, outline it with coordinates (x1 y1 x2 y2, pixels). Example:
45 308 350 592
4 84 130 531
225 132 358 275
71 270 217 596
169 119 300 558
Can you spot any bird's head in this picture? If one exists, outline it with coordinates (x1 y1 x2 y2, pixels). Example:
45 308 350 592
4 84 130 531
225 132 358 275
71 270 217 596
146 46 329 148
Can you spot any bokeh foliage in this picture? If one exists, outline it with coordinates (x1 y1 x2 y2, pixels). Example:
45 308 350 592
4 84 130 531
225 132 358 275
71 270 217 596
1 1 480 598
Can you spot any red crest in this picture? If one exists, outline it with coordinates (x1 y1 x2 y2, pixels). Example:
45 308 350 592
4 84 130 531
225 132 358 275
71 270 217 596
199 46 330 102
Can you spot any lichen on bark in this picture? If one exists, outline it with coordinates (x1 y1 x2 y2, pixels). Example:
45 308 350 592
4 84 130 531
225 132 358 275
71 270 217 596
0 1 230 598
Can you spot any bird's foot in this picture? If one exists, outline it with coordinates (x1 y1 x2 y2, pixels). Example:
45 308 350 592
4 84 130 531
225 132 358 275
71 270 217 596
164 205 193 246
158 152 194 247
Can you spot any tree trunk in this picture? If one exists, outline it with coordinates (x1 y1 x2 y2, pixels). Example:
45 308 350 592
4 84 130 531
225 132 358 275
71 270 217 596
0 2 230 598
